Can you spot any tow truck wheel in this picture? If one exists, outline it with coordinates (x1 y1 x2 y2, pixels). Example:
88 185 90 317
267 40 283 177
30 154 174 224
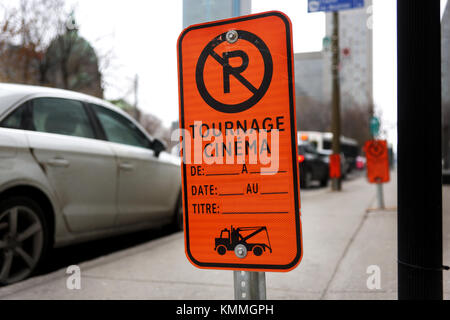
253 246 263 256
217 245 227 255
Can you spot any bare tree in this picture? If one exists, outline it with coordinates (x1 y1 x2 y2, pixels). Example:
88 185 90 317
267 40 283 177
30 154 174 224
0 1 112 99
296 96 331 132
341 105 372 147
139 112 172 147
42 19 104 97
0 0 67 84
296 95 373 147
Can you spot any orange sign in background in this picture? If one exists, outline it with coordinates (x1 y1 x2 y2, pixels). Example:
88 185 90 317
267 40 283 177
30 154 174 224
177 11 302 272
364 140 390 183
329 154 341 179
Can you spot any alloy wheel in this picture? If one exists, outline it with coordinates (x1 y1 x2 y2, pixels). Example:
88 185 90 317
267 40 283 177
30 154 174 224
0 206 44 285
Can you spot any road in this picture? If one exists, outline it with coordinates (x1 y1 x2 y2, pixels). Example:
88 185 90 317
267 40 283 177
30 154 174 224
0 171 448 299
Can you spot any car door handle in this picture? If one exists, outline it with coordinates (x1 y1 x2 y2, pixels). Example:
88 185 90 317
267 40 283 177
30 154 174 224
46 157 70 167
119 162 134 171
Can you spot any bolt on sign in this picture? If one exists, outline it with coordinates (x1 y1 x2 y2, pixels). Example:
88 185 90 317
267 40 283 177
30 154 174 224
177 11 303 272
364 140 390 184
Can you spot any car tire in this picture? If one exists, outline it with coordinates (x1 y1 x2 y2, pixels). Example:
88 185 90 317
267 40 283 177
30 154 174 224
0 196 49 286
171 193 183 231
320 176 329 187
299 170 305 188
301 170 313 189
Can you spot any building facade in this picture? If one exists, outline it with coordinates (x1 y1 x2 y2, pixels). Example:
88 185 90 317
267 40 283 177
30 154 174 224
183 0 251 29
323 0 373 108
294 52 324 103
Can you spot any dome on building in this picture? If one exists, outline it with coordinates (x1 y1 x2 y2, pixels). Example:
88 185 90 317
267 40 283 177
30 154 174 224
43 24 103 98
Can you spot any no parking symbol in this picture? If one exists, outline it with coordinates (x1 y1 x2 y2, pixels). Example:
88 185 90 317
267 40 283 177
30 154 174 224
364 140 390 183
195 30 273 114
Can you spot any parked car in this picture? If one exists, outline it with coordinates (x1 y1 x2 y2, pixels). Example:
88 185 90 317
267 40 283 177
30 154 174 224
356 156 366 170
298 142 329 188
0 84 182 285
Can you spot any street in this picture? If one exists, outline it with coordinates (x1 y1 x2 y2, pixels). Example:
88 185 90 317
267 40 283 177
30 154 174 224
0 171 447 300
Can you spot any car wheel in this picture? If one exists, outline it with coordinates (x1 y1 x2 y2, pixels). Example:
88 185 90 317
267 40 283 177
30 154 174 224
302 170 313 189
0 197 49 286
299 170 305 188
320 176 329 187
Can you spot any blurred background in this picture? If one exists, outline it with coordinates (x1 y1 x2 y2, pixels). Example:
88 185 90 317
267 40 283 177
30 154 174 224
0 0 448 298
0 0 428 155
0 0 448 160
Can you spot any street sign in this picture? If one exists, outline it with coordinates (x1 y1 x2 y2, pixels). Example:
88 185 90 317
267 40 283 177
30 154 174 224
370 116 380 137
308 0 365 13
177 11 302 272
364 140 390 183
322 36 331 50
329 154 341 179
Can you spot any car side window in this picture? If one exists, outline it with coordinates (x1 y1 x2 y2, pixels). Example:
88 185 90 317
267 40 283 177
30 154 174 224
0 103 28 130
91 104 150 149
31 98 95 139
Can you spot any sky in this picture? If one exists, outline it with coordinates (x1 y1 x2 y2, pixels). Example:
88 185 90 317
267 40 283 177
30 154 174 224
67 0 448 147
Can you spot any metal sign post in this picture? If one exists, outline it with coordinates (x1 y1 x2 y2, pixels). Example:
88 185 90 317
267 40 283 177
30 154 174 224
234 271 266 300
376 182 385 210
370 117 383 209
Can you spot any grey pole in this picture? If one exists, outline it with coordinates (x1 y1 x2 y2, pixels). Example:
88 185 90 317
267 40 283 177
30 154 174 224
234 271 266 300
376 183 385 209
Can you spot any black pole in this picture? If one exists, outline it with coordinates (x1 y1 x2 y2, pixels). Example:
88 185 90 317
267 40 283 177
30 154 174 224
397 0 443 299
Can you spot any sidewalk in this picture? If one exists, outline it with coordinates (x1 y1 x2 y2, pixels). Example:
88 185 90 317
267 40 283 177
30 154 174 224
0 172 448 300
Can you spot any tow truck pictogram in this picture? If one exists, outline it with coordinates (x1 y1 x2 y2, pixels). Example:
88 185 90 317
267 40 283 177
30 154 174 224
214 226 272 257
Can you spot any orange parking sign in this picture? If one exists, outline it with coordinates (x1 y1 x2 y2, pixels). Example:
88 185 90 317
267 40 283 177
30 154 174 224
364 140 390 183
177 11 302 271
329 154 341 179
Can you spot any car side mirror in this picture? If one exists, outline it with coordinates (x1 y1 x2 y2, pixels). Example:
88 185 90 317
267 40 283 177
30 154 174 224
152 138 166 157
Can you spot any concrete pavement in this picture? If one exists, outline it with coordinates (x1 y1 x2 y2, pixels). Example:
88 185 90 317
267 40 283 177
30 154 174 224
0 171 449 300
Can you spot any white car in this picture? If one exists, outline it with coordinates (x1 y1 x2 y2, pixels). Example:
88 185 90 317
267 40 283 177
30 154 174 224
0 84 182 285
